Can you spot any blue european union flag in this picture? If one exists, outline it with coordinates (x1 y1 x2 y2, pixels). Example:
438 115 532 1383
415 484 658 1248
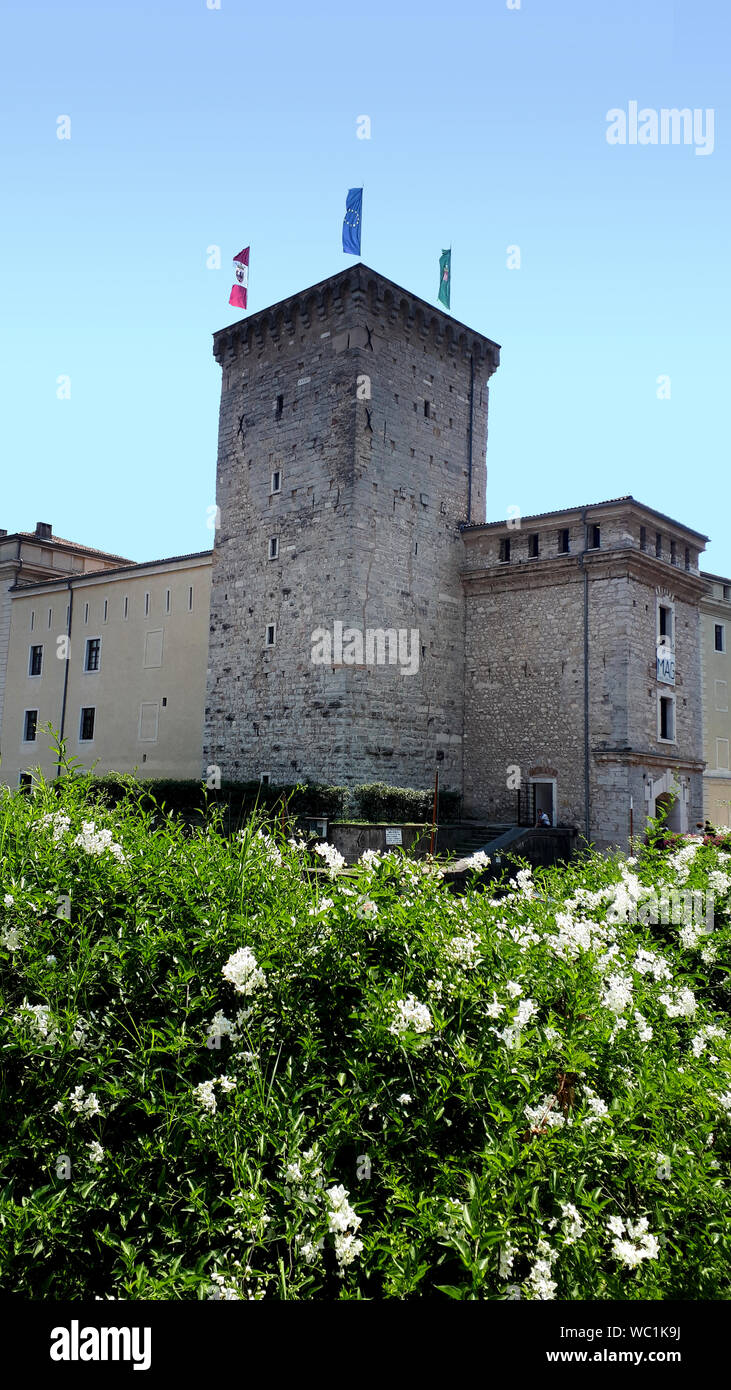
342 187 363 255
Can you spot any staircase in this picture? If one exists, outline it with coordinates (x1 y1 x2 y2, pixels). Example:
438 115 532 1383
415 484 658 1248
444 823 511 860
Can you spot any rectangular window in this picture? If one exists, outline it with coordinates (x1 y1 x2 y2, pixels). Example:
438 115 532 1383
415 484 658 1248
588 524 601 549
139 702 159 742
268 536 279 560
84 602 89 624
29 644 43 677
23 709 38 742
30 610 34 633
84 637 101 672
640 526 647 552
424 400 431 419
715 680 728 712
499 537 511 563
123 595 129 619
558 528 570 554
724 585 731 602
658 604 673 644
275 393 284 417
47 608 52 629
18 771 33 791
165 589 171 614
715 623 726 653
528 533 539 558
103 598 108 622
260 772 271 785
144 592 150 617
717 738 730 771
270 470 282 495
265 623 276 647
670 539 677 566
655 532 662 558
659 695 675 742
79 707 95 742
685 547 691 572
188 585 193 612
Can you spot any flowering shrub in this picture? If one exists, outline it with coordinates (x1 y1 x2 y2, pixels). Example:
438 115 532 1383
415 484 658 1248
0 774 730 1300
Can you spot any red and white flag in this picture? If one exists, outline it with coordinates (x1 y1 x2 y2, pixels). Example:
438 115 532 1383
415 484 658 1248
229 246 249 309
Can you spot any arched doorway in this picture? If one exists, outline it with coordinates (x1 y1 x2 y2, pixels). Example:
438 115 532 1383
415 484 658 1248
655 790 683 832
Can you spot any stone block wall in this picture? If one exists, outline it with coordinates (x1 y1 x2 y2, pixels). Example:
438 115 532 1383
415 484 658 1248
204 265 499 793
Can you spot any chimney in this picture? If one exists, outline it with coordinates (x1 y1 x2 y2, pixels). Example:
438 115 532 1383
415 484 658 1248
35 522 53 540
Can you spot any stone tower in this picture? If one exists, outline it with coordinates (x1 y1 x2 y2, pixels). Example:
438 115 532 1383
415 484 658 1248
204 263 500 792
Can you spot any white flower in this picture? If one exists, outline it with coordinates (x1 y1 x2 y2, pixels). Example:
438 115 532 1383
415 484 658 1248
659 986 697 1019
445 931 481 969
506 980 523 998
609 1216 659 1268
207 1273 241 1300
498 1241 516 1278
222 946 266 996
193 1080 217 1114
708 870 731 895
485 994 505 1019
325 1182 363 1267
14 1000 56 1041
607 1215 625 1237
218 1075 236 1093
333 1232 364 1267
39 811 71 842
2 926 24 951
656 1153 671 1180
88 1140 104 1164
465 851 490 870
73 820 125 861
560 1203 584 1245
633 1010 653 1042
525 1255 557 1300
355 896 378 921
252 829 282 866
691 1024 726 1058
389 995 433 1036
582 1089 609 1126
314 842 346 877
359 849 383 870
633 948 672 981
718 1091 731 1115
3 893 13 907
524 1096 565 1130
601 972 633 1015
396 1093 412 1106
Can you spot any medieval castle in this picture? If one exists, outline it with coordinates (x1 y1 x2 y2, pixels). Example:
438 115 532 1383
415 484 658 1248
1 264 730 850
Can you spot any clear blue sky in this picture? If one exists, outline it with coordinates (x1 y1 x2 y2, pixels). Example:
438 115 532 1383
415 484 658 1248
1 0 729 573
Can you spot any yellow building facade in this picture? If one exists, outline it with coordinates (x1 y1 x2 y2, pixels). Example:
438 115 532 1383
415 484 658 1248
1 551 211 788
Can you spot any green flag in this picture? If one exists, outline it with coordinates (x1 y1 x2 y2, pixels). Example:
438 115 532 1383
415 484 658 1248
438 248 451 309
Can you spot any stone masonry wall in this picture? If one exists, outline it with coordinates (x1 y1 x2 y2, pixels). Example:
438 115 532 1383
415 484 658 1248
204 266 499 794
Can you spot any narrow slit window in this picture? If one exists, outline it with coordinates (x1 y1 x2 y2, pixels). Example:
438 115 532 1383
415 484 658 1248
123 595 129 619
165 589 171 614
499 537 511 563
265 623 276 647
23 709 38 742
271 470 282 494
188 585 193 611
144 592 150 617
268 536 279 560
29 645 43 676
79 707 96 742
